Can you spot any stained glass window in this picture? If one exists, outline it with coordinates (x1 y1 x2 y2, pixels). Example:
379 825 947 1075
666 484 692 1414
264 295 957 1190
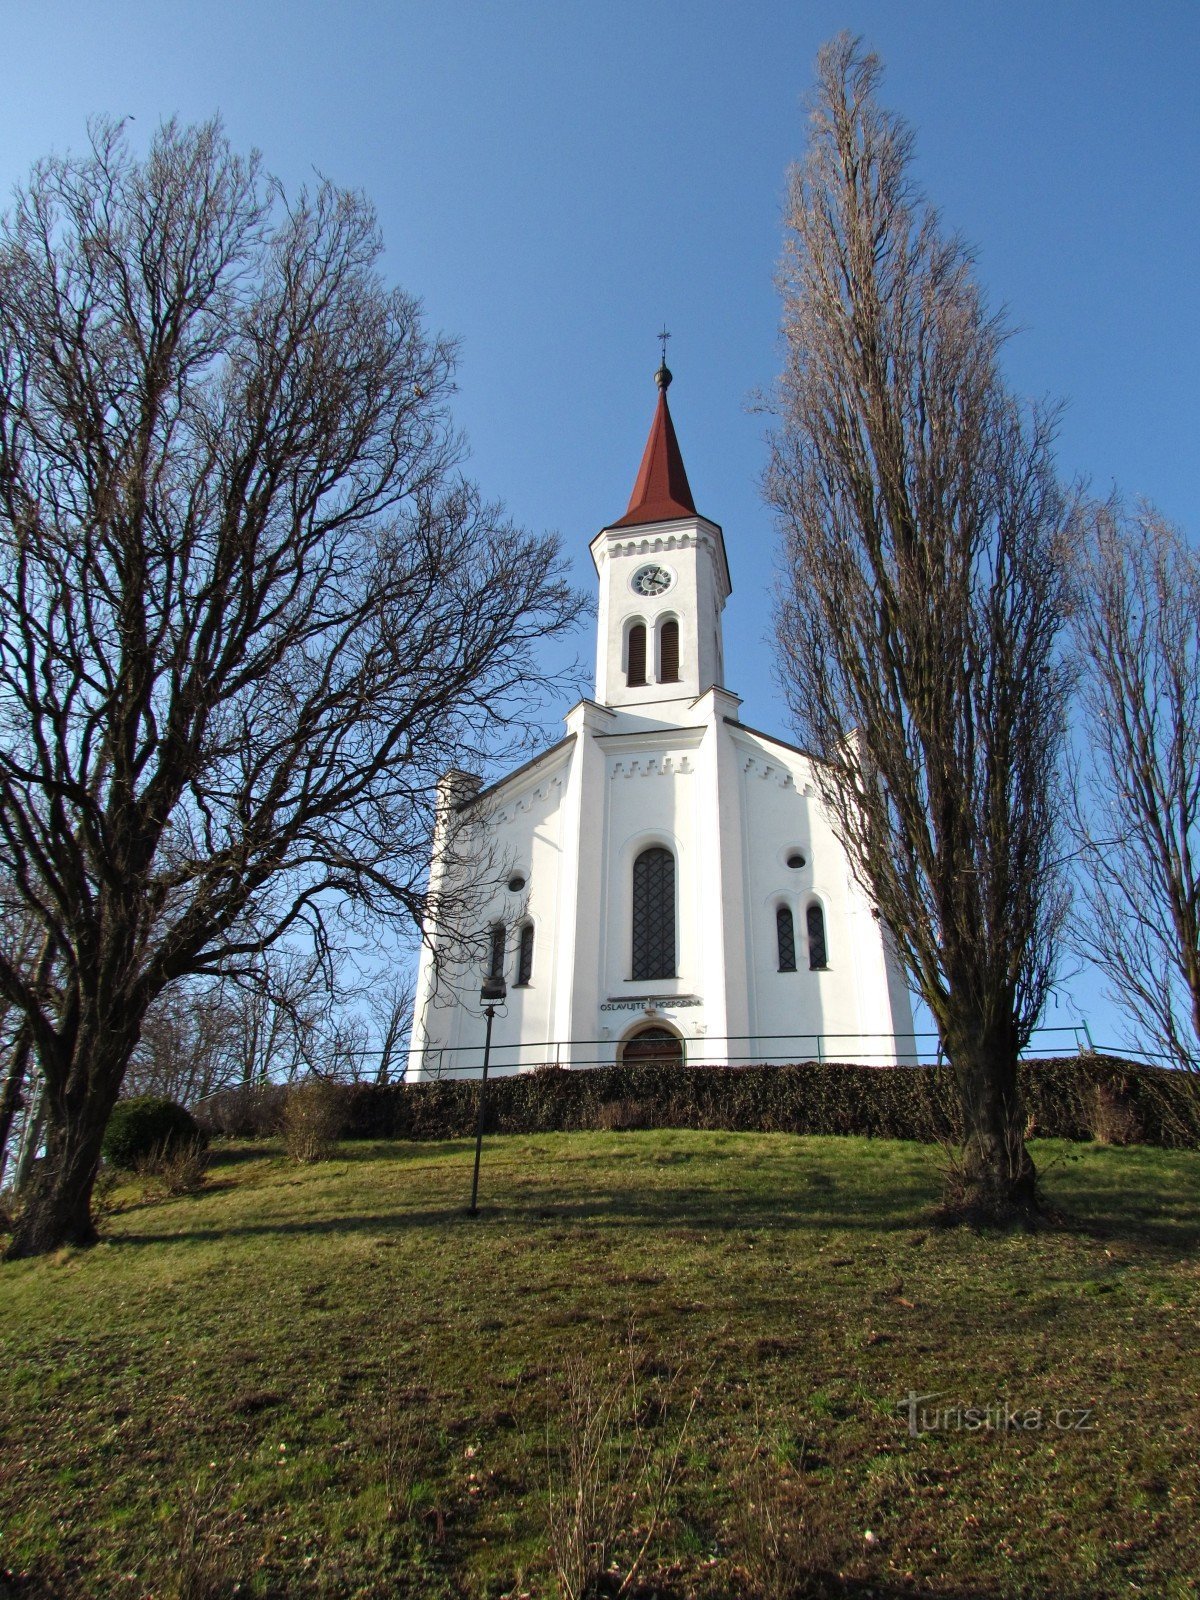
807 902 828 970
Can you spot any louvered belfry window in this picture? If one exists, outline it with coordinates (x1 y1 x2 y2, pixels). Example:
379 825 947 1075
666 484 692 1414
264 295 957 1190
659 619 680 683
632 846 676 980
627 623 647 687
807 903 828 970
516 922 534 987
776 905 797 971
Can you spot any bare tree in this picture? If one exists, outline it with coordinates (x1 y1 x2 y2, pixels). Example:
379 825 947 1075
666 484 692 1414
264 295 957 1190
0 118 583 1256
365 968 415 1085
123 977 242 1105
1070 503 1200 1069
766 36 1074 1223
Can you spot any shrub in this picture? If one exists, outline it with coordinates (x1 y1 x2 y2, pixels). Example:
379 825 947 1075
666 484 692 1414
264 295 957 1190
102 1096 205 1170
284 1077 346 1162
194 1082 287 1138
594 1098 654 1132
1089 1078 1143 1146
136 1138 210 1198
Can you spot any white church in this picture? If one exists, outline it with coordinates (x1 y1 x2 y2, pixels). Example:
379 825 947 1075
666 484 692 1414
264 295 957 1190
406 364 913 1079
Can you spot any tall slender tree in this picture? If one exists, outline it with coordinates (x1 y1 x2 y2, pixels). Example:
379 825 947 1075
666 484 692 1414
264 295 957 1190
1070 502 1200 1070
0 119 582 1256
767 36 1074 1223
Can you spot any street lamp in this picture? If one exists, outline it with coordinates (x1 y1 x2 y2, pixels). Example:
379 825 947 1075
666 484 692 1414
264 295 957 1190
468 972 506 1216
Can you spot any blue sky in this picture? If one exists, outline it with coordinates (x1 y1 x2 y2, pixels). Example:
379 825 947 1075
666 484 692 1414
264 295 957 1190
3 1 1197 1051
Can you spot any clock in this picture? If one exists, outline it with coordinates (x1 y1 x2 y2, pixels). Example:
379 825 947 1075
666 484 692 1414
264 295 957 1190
631 564 674 597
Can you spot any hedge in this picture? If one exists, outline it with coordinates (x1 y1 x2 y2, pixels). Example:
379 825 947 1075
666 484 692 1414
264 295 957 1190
195 1055 1200 1151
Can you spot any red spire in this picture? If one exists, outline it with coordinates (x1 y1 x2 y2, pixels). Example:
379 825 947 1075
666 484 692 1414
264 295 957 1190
611 365 698 528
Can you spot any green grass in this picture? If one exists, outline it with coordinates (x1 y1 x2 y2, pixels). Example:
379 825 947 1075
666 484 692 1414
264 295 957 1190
2 1131 1199 1598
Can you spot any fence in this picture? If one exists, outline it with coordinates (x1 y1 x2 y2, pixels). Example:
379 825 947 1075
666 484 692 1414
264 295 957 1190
407 1023 1099 1080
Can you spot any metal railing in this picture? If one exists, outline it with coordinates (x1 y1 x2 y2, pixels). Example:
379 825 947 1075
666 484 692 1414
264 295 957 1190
407 1023 1099 1081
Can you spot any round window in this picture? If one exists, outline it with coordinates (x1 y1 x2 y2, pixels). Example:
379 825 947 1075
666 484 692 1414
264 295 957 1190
786 851 806 869
507 873 526 892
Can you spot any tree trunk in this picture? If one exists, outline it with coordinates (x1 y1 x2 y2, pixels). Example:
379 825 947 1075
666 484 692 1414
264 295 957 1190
14 1089 45 1191
6 1107 109 1256
6 1024 137 1259
0 1027 32 1189
945 1023 1038 1226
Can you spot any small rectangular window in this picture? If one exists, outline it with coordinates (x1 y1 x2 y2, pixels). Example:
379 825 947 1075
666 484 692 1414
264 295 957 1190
516 922 534 986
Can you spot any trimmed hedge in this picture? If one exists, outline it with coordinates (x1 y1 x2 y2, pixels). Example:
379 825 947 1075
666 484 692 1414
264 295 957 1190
103 1095 206 1169
195 1055 1200 1151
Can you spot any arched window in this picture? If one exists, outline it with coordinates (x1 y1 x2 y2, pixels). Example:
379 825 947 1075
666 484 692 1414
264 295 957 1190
627 622 647 687
516 921 534 987
488 923 505 979
776 905 797 971
658 618 680 683
620 1025 684 1066
806 902 828 970
631 846 675 980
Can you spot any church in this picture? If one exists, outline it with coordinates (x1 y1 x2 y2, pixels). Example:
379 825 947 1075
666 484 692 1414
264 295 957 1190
406 364 913 1079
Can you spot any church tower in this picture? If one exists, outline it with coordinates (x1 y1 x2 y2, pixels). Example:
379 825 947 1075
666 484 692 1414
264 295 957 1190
591 362 730 715
407 362 914 1080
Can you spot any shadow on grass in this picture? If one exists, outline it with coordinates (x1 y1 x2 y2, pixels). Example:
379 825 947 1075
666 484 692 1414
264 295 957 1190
107 1136 1200 1257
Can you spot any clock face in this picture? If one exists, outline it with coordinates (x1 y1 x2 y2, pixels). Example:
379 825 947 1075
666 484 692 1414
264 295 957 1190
631 564 674 597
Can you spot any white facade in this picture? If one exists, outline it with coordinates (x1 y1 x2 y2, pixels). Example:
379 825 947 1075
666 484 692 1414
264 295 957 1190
407 375 913 1078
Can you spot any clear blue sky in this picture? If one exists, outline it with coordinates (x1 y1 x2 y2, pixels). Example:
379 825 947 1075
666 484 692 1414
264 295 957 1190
3 0 1197 1051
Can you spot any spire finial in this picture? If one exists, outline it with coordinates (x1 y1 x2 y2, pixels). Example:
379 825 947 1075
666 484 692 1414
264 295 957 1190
655 326 672 390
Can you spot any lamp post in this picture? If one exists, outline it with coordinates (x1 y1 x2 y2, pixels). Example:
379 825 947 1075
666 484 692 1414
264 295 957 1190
468 973 506 1216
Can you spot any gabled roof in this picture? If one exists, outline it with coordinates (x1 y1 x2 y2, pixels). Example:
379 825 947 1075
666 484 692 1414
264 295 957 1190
610 366 700 529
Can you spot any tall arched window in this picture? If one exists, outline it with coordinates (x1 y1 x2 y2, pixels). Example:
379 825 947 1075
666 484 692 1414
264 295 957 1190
658 618 680 683
516 921 534 987
488 923 505 980
806 902 828 970
776 905 797 971
627 623 647 687
631 846 675 980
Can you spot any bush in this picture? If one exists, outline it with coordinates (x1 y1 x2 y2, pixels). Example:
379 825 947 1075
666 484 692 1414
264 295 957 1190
102 1096 206 1170
284 1077 346 1162
194 1082 287 1138
136 1138 210 1198
594 1098 654 1132
1088 1078 1144 1146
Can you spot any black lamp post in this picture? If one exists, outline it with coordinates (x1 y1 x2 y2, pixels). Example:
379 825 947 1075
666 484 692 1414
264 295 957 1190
468 972 506 1216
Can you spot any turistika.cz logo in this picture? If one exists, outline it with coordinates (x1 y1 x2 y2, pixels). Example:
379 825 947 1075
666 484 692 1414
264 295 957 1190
898 1390 1097 1437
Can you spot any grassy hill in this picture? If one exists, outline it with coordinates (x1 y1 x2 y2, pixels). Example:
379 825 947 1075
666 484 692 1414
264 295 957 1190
2 1132 1198 1599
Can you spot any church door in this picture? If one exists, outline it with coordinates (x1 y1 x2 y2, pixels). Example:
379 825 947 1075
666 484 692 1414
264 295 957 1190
621 1025 684 1066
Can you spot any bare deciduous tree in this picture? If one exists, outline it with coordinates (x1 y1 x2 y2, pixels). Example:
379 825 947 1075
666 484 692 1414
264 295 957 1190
365 969 415 1085
766 36 1074 1223
123 977 241 1105
0 119 583 1256
1071 503 1200 1070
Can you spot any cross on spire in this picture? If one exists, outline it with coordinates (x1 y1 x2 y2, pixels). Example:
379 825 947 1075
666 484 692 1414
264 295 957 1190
658 326 671 367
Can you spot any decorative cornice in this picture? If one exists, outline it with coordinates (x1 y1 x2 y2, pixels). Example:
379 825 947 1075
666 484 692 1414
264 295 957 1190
610 753 694 780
